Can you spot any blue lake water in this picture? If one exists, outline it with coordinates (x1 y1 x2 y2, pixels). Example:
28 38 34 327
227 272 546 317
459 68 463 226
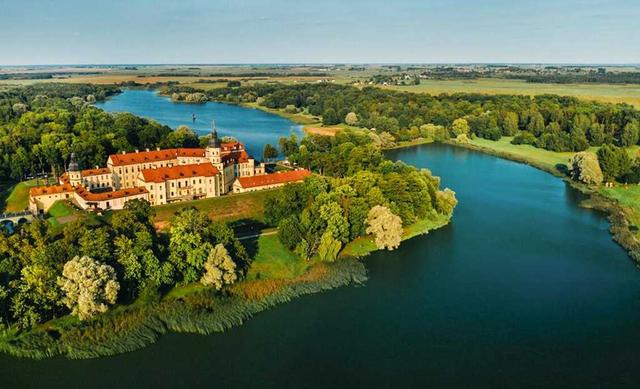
3 98 640 388
95 89 302 158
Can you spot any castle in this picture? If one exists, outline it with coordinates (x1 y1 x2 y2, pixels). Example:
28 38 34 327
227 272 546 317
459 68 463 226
29 123 310 215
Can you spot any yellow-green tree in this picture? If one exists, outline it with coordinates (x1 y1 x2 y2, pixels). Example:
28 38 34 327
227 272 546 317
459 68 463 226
58 256 119 320
201 244 237 290
366 205 403 250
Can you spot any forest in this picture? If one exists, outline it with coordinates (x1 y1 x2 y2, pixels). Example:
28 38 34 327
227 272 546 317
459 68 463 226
0 84 208 182
165 82 640 183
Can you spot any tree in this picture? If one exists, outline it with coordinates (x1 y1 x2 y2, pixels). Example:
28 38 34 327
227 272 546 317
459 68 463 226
284 104 297 113
502 112 519 136
597 144 633 182
569 151 603 185
366 206 403 250
323 108 340 125
262 143 278 161
317 231 341 261
620 121 640 147
436 188 458 216
451 118 470 136
201 244 237 290
345 112 358 126
12 103 28 115
58 256 120 320
168 208 213 283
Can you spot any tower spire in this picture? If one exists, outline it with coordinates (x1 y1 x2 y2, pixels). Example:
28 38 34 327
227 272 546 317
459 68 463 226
208 119 221 148
68 152 79 172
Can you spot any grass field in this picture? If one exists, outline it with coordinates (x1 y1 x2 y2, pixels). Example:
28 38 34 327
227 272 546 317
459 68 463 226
381 78 640 108
152 188 279 229
246 234 309 280
0 179 53 212
462 137 574 173
600 185 640 237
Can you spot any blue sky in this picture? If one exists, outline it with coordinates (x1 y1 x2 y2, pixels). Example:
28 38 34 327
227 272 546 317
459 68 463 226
1 0 638 65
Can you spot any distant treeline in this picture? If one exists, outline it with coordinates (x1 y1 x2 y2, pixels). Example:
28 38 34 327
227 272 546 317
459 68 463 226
165 82 640 155
145 72 329 78
503 72 640 84
0 72 103 81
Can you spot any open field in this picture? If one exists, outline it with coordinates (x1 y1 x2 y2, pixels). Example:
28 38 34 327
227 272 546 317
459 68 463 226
152 188 278 229
462 137 574 173
0 178 53 212
381 78 640 108
5 65 640 108
246 234 309 280
600 185 640 237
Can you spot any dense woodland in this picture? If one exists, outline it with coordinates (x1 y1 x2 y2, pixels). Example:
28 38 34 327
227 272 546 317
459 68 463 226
0 84 207 182
265 131 456 260
167 82 640 182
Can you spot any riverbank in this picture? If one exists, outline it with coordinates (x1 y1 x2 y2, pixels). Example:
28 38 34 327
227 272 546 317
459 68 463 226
445 137 640 262
0 211 453 360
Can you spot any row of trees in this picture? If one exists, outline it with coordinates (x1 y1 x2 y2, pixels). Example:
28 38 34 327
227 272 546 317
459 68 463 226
166 82 640 153
0 200 246 329
263 130 457 260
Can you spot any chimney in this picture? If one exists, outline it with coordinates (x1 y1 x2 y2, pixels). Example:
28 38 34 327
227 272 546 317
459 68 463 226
157 147 160 151
146 148 150 152
122 151 126 154
135 149 139 153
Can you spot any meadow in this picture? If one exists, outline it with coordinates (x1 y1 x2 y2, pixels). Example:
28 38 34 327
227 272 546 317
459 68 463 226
380 78 640 108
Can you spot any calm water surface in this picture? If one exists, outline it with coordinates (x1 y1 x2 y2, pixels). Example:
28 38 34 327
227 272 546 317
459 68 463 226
2 103 640 388
95 89 302 158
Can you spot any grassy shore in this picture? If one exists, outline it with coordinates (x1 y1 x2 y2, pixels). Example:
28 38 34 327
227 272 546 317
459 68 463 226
0 204 452 359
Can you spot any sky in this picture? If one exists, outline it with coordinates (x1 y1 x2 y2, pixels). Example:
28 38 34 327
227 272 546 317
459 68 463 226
1 0 639 65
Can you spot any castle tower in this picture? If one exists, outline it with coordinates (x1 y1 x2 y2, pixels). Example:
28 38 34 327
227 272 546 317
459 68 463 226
206 120 222 164
68 152 82 187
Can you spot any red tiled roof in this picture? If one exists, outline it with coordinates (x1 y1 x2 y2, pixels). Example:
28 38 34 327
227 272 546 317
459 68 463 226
220 142 244 153
59 172 70 184
140 163 220 183
29 183 74 197
236 169 311 189
108 148 205 166
222 150 251 164
75 186 148 202
82 167 111 177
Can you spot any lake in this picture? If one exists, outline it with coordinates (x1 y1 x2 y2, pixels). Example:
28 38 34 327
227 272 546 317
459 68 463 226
3 100 640 388
95 89 302 158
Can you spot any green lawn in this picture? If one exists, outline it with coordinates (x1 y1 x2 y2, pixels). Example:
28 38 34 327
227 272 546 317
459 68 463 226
600 185 640 234
45 200 88 229
464 137 574 173
246 234 309 280
152 189 280 228
1 179 48 212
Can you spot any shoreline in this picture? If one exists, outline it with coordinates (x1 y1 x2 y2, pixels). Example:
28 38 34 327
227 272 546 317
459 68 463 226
0 213 452 360
444 139 640 263
159 94 640 264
